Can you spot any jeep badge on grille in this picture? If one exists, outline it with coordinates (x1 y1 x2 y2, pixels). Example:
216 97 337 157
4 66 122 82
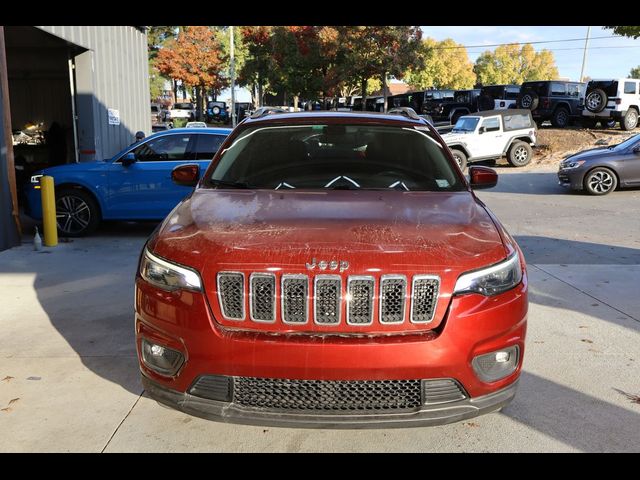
306 258 349 272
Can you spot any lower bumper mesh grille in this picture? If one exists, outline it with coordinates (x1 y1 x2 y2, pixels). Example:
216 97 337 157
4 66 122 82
188 376 468 412
233 377 422 411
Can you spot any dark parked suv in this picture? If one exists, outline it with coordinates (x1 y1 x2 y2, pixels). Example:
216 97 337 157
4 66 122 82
423 89 480 124
517 81 584 128
478 85 520 111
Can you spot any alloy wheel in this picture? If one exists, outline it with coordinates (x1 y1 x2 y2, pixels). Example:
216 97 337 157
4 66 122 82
514 146 528 163
56 195 91 235
586 93 602 111
588 171 614 194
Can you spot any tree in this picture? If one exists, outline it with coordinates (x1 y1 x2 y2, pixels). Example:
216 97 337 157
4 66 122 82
474 44 559 85
337 26 423 111
404 38 476 90
630 66 640 79
604 26 640 39
239 26 276 107
155 26 227 120
147 26 177 103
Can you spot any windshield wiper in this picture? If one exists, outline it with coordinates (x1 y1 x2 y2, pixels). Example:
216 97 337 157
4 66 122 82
210 179 252 189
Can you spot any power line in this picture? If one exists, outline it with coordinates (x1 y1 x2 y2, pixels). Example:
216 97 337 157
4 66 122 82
431 34 621 50
465 45 640 54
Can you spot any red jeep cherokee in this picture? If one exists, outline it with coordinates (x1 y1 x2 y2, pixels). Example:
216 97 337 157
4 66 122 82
135 110 528 427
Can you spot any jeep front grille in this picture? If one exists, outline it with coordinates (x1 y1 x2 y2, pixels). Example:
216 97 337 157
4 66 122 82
411 276 440 323
282 275 308 324
217 272 245 320
215 272 440 327
314 275 341 324
347 276 375 325
380 275 407 324
250 273 276 322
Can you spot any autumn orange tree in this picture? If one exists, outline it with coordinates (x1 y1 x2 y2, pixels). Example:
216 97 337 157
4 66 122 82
155 26 227 120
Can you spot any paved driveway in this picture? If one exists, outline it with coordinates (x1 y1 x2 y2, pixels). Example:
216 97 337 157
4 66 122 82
1 166 639 452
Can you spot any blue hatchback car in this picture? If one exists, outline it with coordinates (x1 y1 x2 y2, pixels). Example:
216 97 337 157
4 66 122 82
25 127 231 236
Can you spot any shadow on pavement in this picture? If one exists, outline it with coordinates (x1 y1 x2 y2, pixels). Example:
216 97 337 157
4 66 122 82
515 235 640 265
503 372 640 452
2 217 158 395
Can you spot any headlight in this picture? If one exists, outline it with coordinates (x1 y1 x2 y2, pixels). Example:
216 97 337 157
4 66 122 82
140 248 202 292
454 252 523 296
560 160 585 170
30 174 43 184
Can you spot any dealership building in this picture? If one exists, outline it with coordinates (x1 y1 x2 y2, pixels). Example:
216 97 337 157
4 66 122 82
1 26 150 251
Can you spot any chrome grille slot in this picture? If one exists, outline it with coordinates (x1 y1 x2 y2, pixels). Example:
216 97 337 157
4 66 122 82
380 275 406 324
347 276 374 325
314 275 341 324
282 275 308 324
411 275 440 323
250 273 276 322
217 272 245 320
422 379 467 405
233 377 423 411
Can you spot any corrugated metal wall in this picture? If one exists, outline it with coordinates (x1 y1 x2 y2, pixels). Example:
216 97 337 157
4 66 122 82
35 26 150 160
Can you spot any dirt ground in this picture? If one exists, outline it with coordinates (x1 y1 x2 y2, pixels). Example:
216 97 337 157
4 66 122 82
516 125 638 170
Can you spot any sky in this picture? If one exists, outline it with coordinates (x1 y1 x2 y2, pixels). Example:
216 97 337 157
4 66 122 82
420 26 640 81
218 25 640 103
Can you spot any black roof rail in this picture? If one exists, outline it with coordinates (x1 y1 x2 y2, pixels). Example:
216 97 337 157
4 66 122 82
387 107 423 121
250 107 288 119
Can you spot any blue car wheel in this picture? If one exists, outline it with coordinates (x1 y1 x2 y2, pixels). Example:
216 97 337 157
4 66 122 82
55 188 101 237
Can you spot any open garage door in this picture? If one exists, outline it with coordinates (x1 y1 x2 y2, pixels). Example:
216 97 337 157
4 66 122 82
4 26 86 204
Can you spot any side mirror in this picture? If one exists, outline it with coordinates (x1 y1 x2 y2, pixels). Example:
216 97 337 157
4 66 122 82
121 152 136 167
469 166 498 189
478 126 486 134
171 163 200 187
633 146 640 154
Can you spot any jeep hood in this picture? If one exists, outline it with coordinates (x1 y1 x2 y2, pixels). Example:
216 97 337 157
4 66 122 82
149 189 508 275
441 132 472 144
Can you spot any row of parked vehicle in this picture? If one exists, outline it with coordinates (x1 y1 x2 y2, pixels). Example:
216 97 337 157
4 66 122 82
304 78 640 132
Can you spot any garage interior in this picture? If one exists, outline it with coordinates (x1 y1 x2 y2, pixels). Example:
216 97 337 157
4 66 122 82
4 26 87 203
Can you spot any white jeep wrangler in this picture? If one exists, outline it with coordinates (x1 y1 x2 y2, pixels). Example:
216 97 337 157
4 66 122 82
441 109 537 170
581 79 640 131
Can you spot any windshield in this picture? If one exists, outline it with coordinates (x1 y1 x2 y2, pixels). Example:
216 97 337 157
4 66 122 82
174 103 193 110
208 124 464 191
588 81 618 97
452 117 480 132
611 133 640 150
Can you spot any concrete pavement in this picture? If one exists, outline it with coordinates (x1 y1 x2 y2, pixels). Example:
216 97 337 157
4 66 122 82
1 166 639 452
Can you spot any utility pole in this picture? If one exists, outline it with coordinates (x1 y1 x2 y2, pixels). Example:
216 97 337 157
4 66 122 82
579 26 591 82
230 26 236 127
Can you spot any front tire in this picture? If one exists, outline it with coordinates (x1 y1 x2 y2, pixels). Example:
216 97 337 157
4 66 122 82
451 149 468 171
507 141 532 167
55 188 100 237
621 108 638 131
584 167 617 195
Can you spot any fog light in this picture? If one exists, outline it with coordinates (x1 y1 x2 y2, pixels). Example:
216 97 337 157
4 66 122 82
472 345 519 382
141 338 184 376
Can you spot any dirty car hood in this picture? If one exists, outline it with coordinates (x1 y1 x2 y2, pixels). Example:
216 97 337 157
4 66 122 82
149 189 507 275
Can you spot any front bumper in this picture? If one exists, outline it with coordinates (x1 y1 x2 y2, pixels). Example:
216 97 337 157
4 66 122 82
558 169 586 190
142 374 518 428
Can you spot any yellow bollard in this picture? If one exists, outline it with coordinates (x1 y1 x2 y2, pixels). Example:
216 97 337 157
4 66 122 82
40 176 58 247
